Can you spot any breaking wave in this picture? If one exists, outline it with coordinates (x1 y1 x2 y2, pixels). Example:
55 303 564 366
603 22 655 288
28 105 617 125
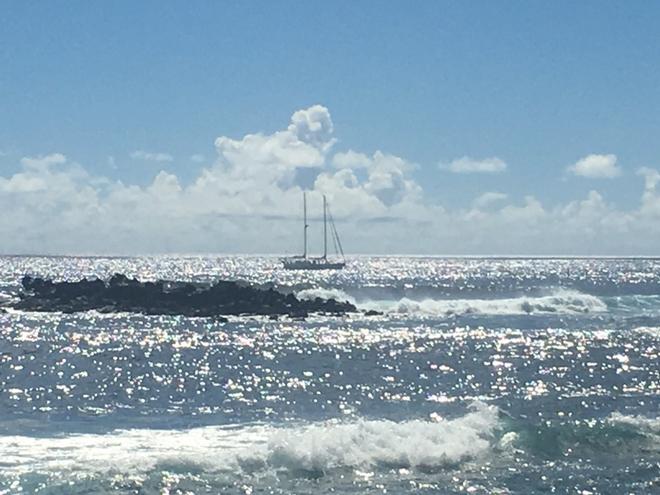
296 287 355 305
608 412 660 436
0 290 14 305
1 406 657 486
0 402 499 477
631 326 660 339
264 401 498 472
299 288 608 316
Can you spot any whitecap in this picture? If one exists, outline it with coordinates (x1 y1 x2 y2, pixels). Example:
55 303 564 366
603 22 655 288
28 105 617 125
608 412 660 436
296 288 355 304
357 289 607 316
0 402 500 477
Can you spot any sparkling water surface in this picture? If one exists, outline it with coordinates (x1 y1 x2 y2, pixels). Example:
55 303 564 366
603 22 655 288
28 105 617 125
0 256 658 494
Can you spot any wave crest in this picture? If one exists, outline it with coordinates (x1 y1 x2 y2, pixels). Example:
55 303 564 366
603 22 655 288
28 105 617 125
0 402 499 477
296 287 355 304
296 287 607 316
609 412 660 435
1 407 657 484
360 290 607 316
263 401 498 472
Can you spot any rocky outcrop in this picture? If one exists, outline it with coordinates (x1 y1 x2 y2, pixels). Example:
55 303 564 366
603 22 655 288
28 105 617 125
14 274 356 319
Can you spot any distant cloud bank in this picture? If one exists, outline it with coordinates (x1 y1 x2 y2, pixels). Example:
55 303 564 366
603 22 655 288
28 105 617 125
1 106 659 255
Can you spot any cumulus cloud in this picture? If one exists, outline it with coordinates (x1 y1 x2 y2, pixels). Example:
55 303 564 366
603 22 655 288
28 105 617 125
638 167 660 191
287 104 336 151
472 192 508 209
567 154 621 178
0 153 71 193
130 150 174 162
332 150 372 169
1 106 660 255
637 167 660 217
440 156 507 174
209 105 335 196
324 150 420 210
20 153 67 171
0 106 429 254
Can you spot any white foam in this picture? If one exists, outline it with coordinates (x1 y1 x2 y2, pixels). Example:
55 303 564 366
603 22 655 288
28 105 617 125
608 412 660 435
0 290 17 305
295 287 607 316
0 402 499 476
359 290 607 316
266 401 498 471
296 288 355 304
0 423 269 475
631 326 660 339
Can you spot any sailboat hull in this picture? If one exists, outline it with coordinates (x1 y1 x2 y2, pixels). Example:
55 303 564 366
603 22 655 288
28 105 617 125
281 258 345 270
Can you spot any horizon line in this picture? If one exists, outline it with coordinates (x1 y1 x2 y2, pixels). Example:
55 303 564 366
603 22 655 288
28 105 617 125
2 253 660 260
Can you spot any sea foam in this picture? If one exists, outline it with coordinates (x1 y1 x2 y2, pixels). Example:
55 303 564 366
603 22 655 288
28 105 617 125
298 288 607 316
296 287 355 304
0 402 499 477
264 401 498 472
608 412 660 436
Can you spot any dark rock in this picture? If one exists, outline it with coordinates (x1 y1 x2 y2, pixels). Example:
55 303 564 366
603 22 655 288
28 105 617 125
287 309 308 319
364 310 383 316
14 274 357 318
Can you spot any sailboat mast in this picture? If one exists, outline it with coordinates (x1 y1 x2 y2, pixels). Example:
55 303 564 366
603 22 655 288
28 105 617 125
303 192 308 258
323 195 327 259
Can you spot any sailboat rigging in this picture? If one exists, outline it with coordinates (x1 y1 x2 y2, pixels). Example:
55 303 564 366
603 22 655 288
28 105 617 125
281 193 346 270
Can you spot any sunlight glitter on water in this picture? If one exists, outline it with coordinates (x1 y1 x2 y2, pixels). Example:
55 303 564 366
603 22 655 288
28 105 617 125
0 256 659 494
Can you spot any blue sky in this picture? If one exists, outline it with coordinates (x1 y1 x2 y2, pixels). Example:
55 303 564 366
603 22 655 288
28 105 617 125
2 1 660 254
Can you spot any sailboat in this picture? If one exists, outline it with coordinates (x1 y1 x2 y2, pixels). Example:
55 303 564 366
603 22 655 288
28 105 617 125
281 193 346 270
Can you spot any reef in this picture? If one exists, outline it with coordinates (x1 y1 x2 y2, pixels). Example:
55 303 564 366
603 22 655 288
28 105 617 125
13 274 357 319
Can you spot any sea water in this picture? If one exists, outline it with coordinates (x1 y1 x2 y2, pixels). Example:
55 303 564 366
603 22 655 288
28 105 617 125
0 256 658 494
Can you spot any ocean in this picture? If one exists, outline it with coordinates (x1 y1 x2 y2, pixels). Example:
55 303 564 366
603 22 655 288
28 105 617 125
0 256 658 494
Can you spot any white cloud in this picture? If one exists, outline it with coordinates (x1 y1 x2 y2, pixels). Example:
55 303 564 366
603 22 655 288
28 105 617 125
20 153 67 171
567 154 621 178
472 192 508 209
0 153 69 193
441 156 507 174
2 106 660 255
130 150 174 162
288 104 336 151
322 150 420 210
210 105 334 192
0 106 428 253
332 150 372 169
637 167 660 217
638 167 660 191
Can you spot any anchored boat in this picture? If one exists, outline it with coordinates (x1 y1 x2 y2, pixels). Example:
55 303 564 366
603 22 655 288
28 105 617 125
282 193 346 270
